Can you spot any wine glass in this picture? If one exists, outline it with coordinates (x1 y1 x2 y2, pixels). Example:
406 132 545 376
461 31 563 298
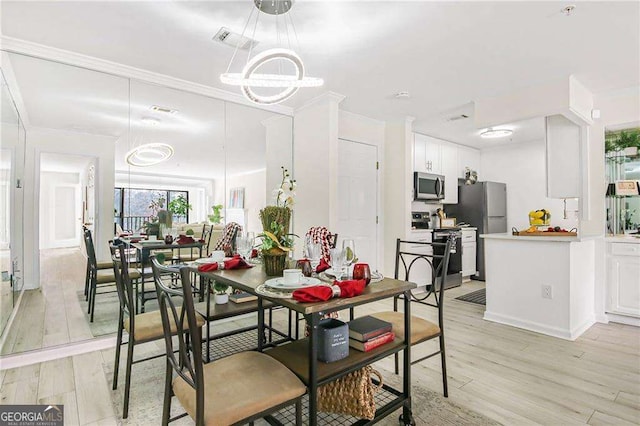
236 232 253 259
330 248 346 280
307 241 322 272
342 239 356 276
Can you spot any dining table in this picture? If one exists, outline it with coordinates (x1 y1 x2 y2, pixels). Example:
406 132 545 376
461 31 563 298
193 264 416 426
126 239 205 312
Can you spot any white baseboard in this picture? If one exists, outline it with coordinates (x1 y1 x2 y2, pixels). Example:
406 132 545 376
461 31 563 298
483 311 593 341
605 313 640 327
0 336 116 370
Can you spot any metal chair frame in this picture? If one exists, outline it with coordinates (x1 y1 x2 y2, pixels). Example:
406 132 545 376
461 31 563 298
390 236 453 397
84 227 118 322
151 261 302 426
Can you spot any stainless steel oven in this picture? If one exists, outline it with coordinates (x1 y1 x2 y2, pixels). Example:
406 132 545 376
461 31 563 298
414 172 445 200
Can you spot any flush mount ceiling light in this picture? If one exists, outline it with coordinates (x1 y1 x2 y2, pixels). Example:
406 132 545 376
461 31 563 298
125 143 174 167
480 128 513 139
220 0 323 105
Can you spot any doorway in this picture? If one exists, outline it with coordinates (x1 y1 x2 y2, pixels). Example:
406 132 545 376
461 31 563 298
39 153 95 250
336 139 379 270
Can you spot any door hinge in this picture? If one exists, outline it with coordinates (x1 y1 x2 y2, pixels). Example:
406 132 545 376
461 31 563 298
376 216 379 224
376 161 379 170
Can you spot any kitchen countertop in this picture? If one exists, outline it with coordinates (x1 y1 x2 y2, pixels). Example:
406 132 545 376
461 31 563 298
481 233 600 243
606 235 640 244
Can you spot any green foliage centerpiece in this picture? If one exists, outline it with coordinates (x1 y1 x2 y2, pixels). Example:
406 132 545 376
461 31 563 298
259 167 296 276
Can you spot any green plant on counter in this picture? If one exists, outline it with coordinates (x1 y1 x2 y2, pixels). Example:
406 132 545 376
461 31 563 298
605 129 640 153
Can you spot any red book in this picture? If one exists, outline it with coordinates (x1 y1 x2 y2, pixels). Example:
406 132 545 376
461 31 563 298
349 332 395 352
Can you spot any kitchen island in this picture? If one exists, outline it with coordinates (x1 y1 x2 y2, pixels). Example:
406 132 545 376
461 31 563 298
480 233 598 340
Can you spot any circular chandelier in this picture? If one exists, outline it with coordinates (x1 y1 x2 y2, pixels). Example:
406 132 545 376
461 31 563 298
480 128 513 139
125 143 174 167
220 0 323 105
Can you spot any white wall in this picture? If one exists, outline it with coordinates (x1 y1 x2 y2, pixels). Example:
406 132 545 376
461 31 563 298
292 94 342 257
23 127 116 289
481 139 579 232
264 115 293 205
225 169 266 235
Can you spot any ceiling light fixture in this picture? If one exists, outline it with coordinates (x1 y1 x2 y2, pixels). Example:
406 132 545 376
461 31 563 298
480 128 513 139
220 0 323 105
125 143 174 167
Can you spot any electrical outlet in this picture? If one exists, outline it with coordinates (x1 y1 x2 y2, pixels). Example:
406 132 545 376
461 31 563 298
542 285 553 299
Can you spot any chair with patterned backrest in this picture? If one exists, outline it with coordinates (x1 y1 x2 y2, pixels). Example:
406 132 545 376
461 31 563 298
370 236 453 397
213 222 242 256
305 226 338 262
150 259 305 426
110 244 205 419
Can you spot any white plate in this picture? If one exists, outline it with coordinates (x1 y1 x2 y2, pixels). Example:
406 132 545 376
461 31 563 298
194 258 219 265
265 277 321 290
323 268 346 279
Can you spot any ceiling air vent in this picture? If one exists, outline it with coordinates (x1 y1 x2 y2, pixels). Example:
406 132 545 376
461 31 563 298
447 114 469 122
213 27 257 50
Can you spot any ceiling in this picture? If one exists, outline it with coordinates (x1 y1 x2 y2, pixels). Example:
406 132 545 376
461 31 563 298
5 51 285 180
2 1 639 148
40 152 92 173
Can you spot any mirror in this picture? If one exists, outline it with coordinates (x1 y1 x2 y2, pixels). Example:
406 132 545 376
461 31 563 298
0 51 293 355
605 123 640 234
0 59 26 337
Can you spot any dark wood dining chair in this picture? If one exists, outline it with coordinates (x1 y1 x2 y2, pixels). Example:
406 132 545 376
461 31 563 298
172 223 214 263
110 244 205 419
151 261 305 426
370 236 453 397
82 226 115 300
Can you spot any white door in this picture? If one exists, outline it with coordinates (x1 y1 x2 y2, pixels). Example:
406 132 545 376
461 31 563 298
337 140 378 270
49 184 82 248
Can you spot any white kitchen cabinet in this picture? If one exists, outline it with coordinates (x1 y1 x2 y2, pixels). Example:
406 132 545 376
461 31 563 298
461 229 477 278
607 243 640 318
440 143 458 204
424 138 441 174
458 147 481 179
413 134 427 173
546 115 581 198
406 231 433 291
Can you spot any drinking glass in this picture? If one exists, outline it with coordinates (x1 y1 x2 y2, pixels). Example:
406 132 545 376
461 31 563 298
330 247 346 279
353 263 371 285
236 234 253 259
342 239 356 270
307 241 322 272
296 259 313 277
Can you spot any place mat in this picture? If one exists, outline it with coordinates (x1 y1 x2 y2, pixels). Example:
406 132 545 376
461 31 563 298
455 288 486 305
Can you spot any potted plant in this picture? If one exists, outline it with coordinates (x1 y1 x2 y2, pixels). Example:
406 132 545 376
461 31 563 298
168 195 192 224
213 281 229 304
259 167 297 276
605 129 640 156
208 204 224 225
145 196 170 238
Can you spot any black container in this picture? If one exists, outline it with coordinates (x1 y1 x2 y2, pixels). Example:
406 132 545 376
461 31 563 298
317 318 349 363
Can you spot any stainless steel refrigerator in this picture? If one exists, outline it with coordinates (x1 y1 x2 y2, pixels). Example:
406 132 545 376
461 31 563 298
444 181 507 281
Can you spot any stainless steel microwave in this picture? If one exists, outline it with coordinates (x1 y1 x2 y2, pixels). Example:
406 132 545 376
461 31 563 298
414 172 445 200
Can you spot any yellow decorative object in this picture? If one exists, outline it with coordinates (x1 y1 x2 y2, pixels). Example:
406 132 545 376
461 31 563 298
528 209 550 226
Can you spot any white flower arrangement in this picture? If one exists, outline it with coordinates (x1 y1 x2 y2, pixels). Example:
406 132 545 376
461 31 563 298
273 166 296 208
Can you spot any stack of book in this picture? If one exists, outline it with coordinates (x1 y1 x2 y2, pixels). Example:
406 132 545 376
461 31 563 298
348 315 395 352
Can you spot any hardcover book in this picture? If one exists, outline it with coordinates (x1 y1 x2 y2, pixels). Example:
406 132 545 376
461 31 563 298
229 292 258 303
348 315 392 342
349 332 395 352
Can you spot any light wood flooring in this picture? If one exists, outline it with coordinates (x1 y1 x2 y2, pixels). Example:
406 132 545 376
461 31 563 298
0 248 639 425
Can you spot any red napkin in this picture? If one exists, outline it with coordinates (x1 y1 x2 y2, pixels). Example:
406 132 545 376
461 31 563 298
176 236 195 245
292 280 366 303
316 258 330 273
197 255 252 272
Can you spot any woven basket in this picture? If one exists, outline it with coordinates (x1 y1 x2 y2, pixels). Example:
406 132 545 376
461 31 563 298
317 366 383 420
263 251 287 276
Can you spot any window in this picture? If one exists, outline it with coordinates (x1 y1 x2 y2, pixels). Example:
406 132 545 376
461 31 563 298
114 188 189 232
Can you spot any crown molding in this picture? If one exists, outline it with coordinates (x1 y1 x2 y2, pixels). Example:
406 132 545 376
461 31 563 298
294 91 346 113
0 36 294 116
